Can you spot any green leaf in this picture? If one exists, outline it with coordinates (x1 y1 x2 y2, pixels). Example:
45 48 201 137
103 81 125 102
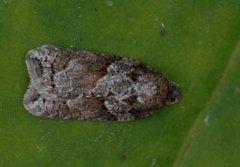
173 42 240 167
0 0 239 167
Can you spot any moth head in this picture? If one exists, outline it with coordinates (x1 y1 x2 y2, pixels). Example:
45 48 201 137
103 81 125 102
166 81 182 103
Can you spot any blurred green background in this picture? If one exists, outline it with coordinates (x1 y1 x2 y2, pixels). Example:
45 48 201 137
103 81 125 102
0 0 240 167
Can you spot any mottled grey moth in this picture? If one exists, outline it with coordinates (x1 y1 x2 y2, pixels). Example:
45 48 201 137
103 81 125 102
23 45 181 121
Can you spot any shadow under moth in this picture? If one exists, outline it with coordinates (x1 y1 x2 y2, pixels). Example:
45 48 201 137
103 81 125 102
23 45 181 121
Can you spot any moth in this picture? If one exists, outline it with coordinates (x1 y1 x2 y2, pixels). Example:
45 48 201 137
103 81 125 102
23 45 181 121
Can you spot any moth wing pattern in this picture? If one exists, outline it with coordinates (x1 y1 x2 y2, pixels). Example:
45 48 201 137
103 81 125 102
23 45 181 121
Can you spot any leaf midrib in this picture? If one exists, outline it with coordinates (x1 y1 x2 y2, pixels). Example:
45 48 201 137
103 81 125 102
172 40 240 167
